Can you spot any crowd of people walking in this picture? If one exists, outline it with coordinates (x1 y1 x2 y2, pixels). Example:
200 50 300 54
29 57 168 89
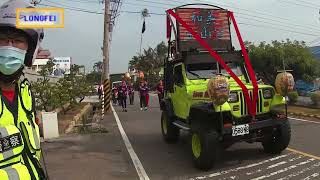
110 79 164 112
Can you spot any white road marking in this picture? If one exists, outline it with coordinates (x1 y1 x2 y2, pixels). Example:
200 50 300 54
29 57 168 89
266 161 287 169
278 162 320 180
111 105 150 180
302 172 320 180
246 169 262 176
246 155 303 176
289 117 320 124
251 158 315 180
189 153 292 180
289 155 303 162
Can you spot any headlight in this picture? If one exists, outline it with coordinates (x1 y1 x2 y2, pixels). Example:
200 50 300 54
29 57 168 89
228 92 238 103
263 89 273 99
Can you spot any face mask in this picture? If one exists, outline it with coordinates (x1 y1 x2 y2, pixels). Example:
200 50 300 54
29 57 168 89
0 46 26 75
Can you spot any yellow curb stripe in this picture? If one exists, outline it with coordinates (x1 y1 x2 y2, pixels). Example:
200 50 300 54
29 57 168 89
287 148 320 161
103 79 111 112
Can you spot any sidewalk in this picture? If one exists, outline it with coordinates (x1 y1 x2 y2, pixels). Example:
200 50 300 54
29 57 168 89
41 112 138 180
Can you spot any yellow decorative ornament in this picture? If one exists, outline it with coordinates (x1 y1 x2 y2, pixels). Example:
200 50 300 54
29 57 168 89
207 75 230 105
275 72 295 96
124 72 131 80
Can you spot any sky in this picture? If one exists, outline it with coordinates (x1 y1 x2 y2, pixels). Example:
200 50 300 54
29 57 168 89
1 0 320 74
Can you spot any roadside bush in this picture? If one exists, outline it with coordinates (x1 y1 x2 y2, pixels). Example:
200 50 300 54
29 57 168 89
287 91 298 104
31 60 94 112
310 91 320 106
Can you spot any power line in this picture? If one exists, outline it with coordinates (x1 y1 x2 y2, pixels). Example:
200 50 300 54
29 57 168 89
44 0 103 12
56 0 100 4
44 0 320 33
289 0 320 7
39 1 320 37
123 2 167 9
235 11 320 33
235 15 320 35
277 0 317 9
129 0 320 33
308 37 320 47
109 0 122 42
119 10 164 15
66 0 100 3
125 0 320 34
40 2 163 15
121 10 319 37
238 22 318 37
134 0 177 7
167 0 319 30
39 3 104 14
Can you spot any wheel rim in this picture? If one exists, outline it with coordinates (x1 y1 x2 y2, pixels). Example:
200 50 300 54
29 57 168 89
192 133 201 159
162 113 168 135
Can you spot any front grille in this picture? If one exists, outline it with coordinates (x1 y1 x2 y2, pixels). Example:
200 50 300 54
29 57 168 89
238 90 263 116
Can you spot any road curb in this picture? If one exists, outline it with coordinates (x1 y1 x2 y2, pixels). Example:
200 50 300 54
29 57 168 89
65 103 93 134
288 112 320 119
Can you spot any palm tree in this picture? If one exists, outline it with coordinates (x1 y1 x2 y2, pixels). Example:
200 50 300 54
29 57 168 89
93 61 103 72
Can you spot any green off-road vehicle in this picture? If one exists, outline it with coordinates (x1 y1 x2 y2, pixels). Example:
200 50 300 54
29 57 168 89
160 4 291 170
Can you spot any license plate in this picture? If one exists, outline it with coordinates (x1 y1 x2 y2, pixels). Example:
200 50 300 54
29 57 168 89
232 124 249 136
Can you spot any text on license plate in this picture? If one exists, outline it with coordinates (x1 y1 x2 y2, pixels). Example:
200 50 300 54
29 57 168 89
232 124 249 136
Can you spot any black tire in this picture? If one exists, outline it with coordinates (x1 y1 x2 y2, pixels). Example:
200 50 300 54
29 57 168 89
161 110 180 143
223 142 234 150
191 130 221 170
262 120 291 154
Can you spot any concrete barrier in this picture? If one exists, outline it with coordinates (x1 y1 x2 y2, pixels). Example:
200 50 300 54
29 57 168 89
41 112 59 140
65 103 93 134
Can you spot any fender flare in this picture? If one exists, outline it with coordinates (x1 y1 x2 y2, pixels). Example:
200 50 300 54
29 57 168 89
160 98 174 118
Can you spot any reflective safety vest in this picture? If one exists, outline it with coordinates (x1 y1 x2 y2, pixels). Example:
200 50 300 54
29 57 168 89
0 79 45 180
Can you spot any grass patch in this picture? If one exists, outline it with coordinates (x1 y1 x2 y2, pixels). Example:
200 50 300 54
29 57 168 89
77 124 109 134
288 105 320 116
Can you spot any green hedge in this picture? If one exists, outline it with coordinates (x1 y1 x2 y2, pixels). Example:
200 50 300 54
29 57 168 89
311 91 320 106
288 91 298 104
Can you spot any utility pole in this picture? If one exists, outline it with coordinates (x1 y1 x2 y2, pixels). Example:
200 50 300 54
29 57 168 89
102 0 111 115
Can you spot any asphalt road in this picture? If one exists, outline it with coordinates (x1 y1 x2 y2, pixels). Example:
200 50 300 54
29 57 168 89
113 94 320 180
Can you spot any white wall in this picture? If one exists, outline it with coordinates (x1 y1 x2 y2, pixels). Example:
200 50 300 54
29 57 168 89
23 69 61 83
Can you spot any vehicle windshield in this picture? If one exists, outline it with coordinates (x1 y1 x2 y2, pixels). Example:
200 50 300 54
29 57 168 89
220 62 244 77
186 63 218 80
186 62 244 80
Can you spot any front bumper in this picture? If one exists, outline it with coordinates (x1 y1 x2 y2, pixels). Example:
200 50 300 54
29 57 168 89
222 117 287 135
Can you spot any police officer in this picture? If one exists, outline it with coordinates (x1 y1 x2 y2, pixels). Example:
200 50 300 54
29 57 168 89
0 0 46 179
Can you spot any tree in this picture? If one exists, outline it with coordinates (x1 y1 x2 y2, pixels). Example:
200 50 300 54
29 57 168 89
31 59 56 112
86 71 102 84
93 61 103 72
129 41 167 88
32 61 94 112
64 64 95 106
52 78 71 113
246 39 320 85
